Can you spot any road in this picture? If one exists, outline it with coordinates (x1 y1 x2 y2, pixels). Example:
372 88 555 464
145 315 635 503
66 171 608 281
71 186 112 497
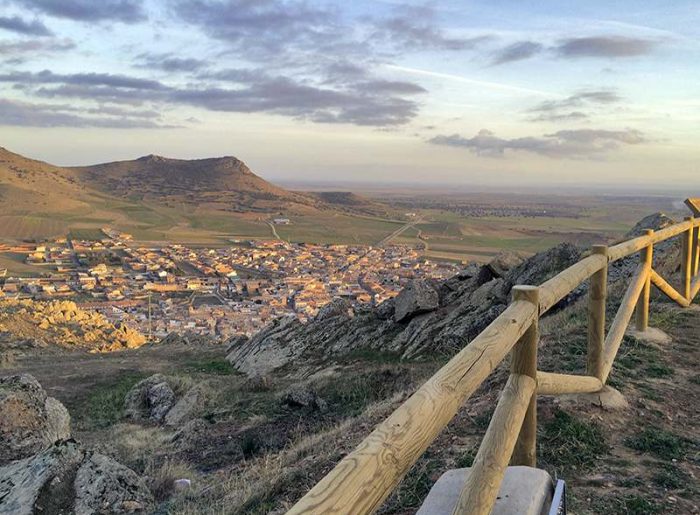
376 218 422 247
267 221 283 241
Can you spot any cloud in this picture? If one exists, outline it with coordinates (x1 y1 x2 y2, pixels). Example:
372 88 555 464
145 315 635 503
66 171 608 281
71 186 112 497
0 15 52 36
491 41 543 65
429 128 646 158
555 36 658 58
172 0 334 57
0 37 74 56
527 89 622 122
135 52 206 73
0 69 168 90
15 0 146 23
0 98 171 128
2 65 423 126
374 5 492 52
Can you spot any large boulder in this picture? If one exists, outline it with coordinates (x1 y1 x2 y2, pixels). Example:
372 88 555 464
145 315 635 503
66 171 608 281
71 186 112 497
74 451 155 514
394 279 439 322
164 386 204 427
0 440 153 514
0 373 70 464
124 374 176 423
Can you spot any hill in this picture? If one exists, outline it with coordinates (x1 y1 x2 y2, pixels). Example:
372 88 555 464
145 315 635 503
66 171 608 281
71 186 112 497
0 147 393 243
71 154 322 214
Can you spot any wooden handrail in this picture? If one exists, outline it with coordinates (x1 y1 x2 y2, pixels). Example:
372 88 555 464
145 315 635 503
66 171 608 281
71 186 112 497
288 201 700 515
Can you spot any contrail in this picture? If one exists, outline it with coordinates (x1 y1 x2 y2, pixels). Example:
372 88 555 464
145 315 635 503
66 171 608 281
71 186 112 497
383 64 560 97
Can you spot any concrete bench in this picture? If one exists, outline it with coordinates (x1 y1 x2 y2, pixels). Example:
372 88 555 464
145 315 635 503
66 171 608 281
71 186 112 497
417 466 554 515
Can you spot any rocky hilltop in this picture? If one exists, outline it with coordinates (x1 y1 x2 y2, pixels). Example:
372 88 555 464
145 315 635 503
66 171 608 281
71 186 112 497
0 299 145 353
228 212 683 378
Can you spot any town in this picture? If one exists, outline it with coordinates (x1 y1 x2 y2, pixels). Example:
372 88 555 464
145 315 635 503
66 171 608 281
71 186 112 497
0 229 458 342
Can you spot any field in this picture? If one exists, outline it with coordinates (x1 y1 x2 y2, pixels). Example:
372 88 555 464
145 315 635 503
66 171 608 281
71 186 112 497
0 215 67 239
0 190 690 264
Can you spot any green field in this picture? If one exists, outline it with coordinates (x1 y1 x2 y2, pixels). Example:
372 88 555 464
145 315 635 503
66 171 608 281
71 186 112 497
69 228 107 240
0 215 67 239
274 214 404 245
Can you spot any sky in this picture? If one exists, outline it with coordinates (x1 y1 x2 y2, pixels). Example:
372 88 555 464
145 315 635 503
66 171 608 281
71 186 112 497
0 0 699 189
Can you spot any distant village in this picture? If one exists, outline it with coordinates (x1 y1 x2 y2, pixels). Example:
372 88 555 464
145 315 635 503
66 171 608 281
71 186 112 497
0 228 458 342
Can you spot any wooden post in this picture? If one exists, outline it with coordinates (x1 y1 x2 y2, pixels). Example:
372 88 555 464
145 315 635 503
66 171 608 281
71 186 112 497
693 224 700 277
636 230 653 331
683 217 694 300
587 245 607 380
510 286 539 467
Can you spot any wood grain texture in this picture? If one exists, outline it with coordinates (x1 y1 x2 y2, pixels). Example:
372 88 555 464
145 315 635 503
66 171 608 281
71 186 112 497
587 245 608 380
651 269 690 307
537 371 603 395
539 254 607 314
683 217 694 300
451 374 536 515
601 263 648 383
287 301 538 515
608 220 693 262
510 286 539 468
636 230 654 331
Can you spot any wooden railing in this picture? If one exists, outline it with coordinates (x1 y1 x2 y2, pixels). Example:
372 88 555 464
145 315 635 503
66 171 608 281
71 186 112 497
289 198 700 515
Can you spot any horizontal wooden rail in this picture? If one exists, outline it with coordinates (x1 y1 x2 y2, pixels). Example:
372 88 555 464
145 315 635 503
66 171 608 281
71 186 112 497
287 300 537 514
607 219 694 261
650 269 690 307
452 374 536 515
539 254 607 314
537 371 603 395
289 201 700 515
601 263 649 383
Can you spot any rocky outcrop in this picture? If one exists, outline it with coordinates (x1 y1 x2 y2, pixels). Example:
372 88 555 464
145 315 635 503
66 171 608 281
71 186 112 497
394 280 439 322
0 440 153 514
281 388 327 412
0 373 70 464
158 331 218 346
164 385 204 427
124 374 176 423
73 451 154 514
0 299 145 352
227 243 583 377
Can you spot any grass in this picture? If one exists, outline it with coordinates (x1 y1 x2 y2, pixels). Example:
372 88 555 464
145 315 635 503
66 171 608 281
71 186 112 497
76 372 147 429
69 227 106 240
624 427 690 460
651 462 689 490
589 493 661 514
181 358 232 375
539 409 609 475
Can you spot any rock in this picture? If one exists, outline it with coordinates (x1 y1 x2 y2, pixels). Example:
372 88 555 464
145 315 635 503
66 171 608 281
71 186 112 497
244 374 274 392
170 418 208 450
561 386 629 411
0 440 153 515
124 374 176 423
0 373 71 464
164 386 203 427
73 451 154 514
0 439 84 515
626 212 676 237
626 327 672 345
316 297 353 321
394 279 439 322
225 333 249 352
487 252 526 278
281 388 328 412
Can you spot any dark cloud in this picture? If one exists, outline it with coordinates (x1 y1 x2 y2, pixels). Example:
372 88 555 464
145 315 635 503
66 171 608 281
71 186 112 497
0 15 52 36
135 53 206 73
491 41 543 65
172 0 334 57
2 65 422 126
0 98 170 128
555 36 658 58
374 5 491 52
15 0 146 23
429 128 646 158
0 69 168 90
